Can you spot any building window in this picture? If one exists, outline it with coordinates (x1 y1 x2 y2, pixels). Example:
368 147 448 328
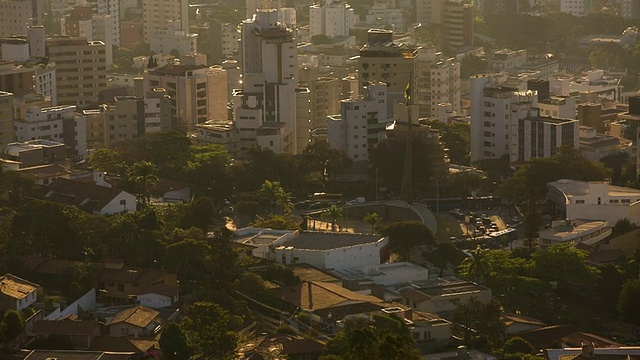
575 199 585 204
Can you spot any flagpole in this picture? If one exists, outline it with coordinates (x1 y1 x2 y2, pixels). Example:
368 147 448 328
400 72 413 203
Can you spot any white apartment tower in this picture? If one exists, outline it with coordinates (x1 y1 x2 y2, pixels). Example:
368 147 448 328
327 82 389 161
309 0 356 38
414 47 460 120
97 0 120 46
622 0 640 19
470 73 534 162
142 0 189 43
415 0 445 26
14 105 87 158
235 10 299 155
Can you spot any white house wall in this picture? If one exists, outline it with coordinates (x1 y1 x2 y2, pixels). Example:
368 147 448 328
101 191 137 214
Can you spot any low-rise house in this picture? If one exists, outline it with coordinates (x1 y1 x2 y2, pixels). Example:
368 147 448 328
0 273 39 312
96 259 178 306
546 344 640 360
18 163 71 185
398 278 492 315
130 284 179 309
151 178 191 203
20 349 137 360
501 313 546 335
89 336 158 356
30 178 136 214
106 306 162 338
239 334 325 360
30 319 100 349
407 310 452 343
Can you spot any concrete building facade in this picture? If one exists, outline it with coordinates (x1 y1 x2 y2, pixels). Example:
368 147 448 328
414 47 460 120
142 0 189 43
309 0 356 38
46 36 107 108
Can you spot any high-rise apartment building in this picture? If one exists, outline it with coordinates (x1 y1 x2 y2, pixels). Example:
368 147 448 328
622 0 640 19
309 0 356 38
61 6 115 66
14 105 87 158
235 10 299 155
470 73 578 163
97 0 120 46
443 0 473 51
246 0 282 19
145 64 227 130
358 29 417 116
414 47 460 120
0 0 41 37
327 82 389 161
415 0 445 26
560 0 593 17
142 0 189 43
0 91 14 149
46 36 107 108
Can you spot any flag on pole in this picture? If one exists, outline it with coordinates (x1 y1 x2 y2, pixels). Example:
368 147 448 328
404 81 411 106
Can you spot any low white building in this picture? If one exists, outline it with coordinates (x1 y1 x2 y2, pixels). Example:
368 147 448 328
131 284 179 309
548 179 640 225
538 219 611 247
277 232 389 271
398 277 492 315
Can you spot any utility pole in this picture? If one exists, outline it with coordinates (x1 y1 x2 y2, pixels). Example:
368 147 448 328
400 74 413 203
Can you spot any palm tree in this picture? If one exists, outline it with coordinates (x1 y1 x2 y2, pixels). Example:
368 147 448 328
363 212 382 234
260 180 282 213
127 161 159 205
274 188 294 215
322 205 343 232
459 245 491 284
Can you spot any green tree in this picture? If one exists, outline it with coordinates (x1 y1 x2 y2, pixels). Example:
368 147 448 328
181 197 217 232
251 214 300 230
379 221 435 261
459 245 492 284
2 310 23 341
503 337 535 355
163 238 210 283
274 188 294 215
87 148 126 175
186 145 232 202
181 302 237 359
259 180 282 212
159 323 191 360
363 212 382 234
618 278 640 324
453 298 505 351
533 243 599 288
423 242 466 277
322 205 344 232
126 161 159 205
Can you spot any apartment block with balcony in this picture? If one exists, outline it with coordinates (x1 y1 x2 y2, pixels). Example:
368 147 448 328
45 36 107 108
142 0 189 43
414 47 460 120
145 64 227 131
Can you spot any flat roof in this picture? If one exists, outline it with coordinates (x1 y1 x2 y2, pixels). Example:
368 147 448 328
539 219 607 242
282 231 384 251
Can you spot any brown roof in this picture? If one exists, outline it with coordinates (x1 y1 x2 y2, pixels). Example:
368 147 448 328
149 63 207 76
96 266 169 285
280 338 325 355
152 178 189 196
30 178 129 214
0 273 38 300
107 306 160 328
279 281 382 311
561 331 623 348
312 301 386 320
31 319 100 336
508 324 576 348
401 288 431 303
89 336 157 353
22 257 75 275
585 249 626 265
21 349 136 360
18 164 71 180
502 313 547 327
131 283 178 298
